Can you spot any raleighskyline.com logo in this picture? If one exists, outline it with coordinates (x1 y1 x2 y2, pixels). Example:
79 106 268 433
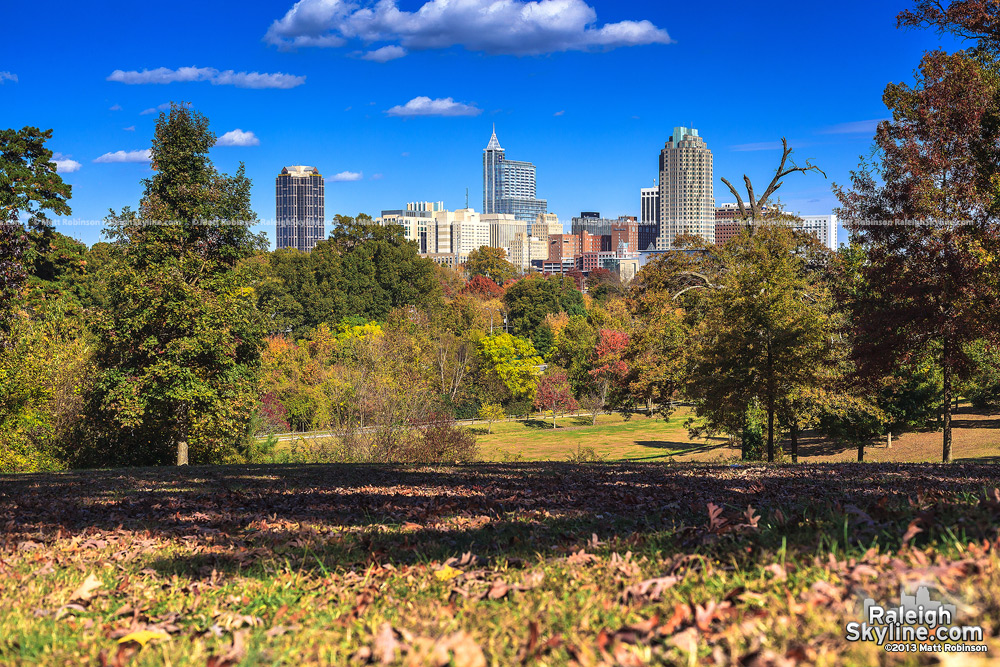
845 587 987 654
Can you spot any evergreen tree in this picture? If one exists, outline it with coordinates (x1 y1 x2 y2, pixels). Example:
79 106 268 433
86 103 267 466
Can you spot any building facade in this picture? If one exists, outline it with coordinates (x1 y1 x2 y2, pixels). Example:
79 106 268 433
482 127 548 231
798 215 838 251
657 127 714 248
485 213 526 253
640 186 660 226
276 165 325 252
571 212 656 253
445 208 491 261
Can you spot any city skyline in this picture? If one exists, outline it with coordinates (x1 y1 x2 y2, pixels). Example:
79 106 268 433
2 0 965 250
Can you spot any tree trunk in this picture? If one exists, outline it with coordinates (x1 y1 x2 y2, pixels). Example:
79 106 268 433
943 339 953 463
790 420 798 464
176 439 189 466
886 431 892 449
766 408 775 462
857 440 864 462
765 339 775 462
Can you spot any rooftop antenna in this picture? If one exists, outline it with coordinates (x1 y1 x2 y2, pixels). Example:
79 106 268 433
465 187 469 209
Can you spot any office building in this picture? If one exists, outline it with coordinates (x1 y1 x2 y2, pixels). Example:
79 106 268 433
534 213 563 242
485 213 526 253
276 166 325 252
483 127 548 231
506 232 549 271
640 187 660 226
657 127 715 248
713 205 838 251
571 212 656 253
445 208 491 262
798 215 838 251
377 202 446 254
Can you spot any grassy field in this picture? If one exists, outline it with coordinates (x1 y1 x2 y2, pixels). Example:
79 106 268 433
476 405 1000 464
275 404 1000 465
473 409 728 462
3 462 1000 665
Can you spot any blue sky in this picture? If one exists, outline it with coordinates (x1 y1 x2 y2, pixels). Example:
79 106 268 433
0 0 963 248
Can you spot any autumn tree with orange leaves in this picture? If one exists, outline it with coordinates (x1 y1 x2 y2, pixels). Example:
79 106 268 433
837 3 1000 462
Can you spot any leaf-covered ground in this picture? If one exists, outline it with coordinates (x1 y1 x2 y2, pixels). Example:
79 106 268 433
2 463 1000 666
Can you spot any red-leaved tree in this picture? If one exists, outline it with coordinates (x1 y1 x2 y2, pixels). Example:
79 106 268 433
836 47 1000 462
586 329 630 424
534 370 578 428
461 274 504 300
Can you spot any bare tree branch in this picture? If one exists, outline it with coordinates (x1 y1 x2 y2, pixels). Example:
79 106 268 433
720 177 748 219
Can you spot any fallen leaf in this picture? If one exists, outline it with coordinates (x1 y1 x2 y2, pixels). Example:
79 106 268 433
434 565 463 582
117 630 169 647
69 573 103 603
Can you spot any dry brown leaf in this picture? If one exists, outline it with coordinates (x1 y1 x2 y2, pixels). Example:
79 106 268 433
373 622 401 665
69 573 103 603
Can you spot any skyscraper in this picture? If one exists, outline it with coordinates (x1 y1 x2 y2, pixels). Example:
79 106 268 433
657 127 714 248
640 186 660 226
275 166 325 252
482 127 547 232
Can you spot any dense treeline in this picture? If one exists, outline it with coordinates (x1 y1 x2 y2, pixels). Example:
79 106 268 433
3 2 1000 471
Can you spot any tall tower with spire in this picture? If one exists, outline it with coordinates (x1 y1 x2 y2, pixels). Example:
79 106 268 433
482 126 547 233
483 125 504 215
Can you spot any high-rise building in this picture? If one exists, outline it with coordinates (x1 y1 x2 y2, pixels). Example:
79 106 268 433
713 204 838 251
534 213 563 242
657 127 714 248
797 215 838 251
377 202 445 253
640 187 660 226
485 213 526 253
445 208 490 262
483 127 547 231
276 166 325 252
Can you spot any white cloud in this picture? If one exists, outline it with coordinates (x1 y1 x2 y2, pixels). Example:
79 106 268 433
124 125 136 131
731 141 785 152
109 104 122 111
386 96 481 117
140 103 172 115
370 173 384 180
216 129 260 146
93 149 152 164
328 170 364 182
819 119 887 135
52 153 81 173
553 110 565 116
265 0 671 55
361 45 407 62
108 66 305 89
0 71 17 84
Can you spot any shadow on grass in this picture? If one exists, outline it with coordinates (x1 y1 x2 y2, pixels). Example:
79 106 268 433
521 419 557 430
4 461 1000 580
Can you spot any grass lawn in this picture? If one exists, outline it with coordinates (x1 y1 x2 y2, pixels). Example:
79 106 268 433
3 462 1000 665
474 409 731 462
473 405 1000 465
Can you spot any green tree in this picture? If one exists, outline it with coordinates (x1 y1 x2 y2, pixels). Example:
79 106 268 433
465 246 517 285
477 402 505 434
87 103 267 467
260 222 440 335
686 226 838 462
548 315 597 396
503 275 585 341
0 127 72 343
477 333 542 405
